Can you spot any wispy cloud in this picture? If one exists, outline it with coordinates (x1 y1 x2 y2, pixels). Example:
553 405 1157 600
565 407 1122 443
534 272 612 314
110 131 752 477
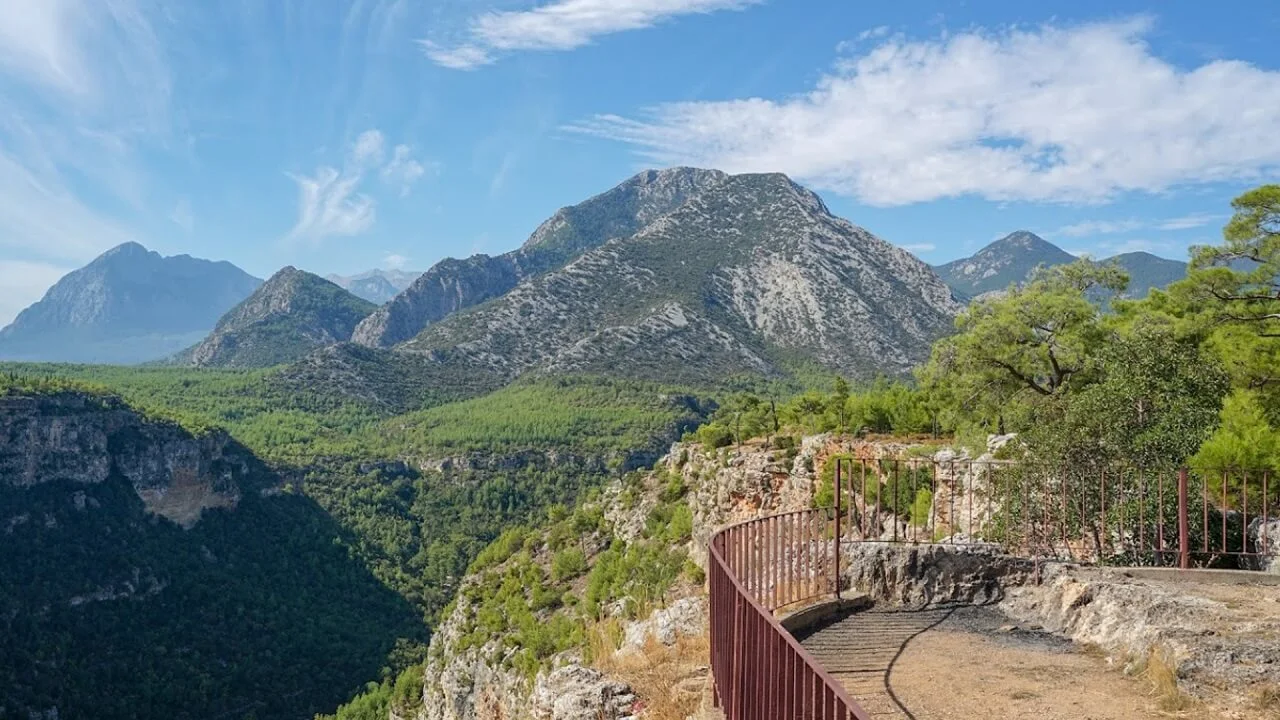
421 0 762 70
899 242 936 253
286 130 431 242
381 145 432 196
571 18 1280 206
382 252 408 270
1157 213 1222 231
0 0 170 267
1056 219 1144 237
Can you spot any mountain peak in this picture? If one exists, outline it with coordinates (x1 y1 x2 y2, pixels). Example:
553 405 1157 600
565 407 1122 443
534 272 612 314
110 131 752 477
179 267 376 368
934 231 1075 298
101 241 152 258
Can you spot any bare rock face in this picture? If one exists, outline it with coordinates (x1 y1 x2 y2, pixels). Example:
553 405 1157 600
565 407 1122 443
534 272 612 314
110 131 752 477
622 597 707 649
0 392 254 528
529 666 637 720
842 542 1035 607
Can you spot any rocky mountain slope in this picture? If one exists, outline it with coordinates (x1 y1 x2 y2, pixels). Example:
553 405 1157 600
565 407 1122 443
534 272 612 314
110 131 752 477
175 267 377 367
326 269 422 304
0 384 420 720
352 168 729 348
396 172 961 385
0 242 261 364
934 231 1077 299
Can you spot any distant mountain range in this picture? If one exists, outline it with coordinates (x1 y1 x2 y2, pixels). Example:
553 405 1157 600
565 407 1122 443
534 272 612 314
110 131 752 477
0 243 261 364
0 174 1201 374
933 231 1189 300
325 269 421 304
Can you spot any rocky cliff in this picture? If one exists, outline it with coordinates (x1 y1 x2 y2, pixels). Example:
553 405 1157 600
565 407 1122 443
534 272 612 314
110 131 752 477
0 390 260 527
353 168 728 349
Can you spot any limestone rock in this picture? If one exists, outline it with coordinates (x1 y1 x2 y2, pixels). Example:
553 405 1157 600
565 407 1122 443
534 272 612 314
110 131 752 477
530 665 637 720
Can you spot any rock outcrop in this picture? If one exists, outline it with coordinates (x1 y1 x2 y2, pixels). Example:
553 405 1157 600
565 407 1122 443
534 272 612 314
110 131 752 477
0 391 261 527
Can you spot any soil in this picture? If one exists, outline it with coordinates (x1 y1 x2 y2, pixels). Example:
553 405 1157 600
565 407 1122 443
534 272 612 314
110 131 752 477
797 605 1225 720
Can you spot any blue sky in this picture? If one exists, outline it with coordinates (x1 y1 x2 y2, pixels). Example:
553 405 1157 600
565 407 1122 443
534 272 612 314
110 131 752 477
1 0 1279 324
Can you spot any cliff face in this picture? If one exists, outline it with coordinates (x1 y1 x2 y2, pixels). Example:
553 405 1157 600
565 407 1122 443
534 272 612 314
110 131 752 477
0 392 259 527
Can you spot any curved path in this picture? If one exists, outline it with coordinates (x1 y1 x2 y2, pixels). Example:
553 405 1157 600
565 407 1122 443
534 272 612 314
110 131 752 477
795 604 1169 720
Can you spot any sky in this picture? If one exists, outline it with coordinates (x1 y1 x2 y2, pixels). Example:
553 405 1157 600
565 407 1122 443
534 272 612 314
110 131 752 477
1 0 1279 325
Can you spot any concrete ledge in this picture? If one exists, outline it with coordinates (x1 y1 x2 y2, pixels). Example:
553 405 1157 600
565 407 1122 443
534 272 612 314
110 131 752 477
778 594 873 634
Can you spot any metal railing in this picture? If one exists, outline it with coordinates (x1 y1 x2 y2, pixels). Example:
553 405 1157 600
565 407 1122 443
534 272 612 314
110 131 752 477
708 507 870 719
707 456 1277 717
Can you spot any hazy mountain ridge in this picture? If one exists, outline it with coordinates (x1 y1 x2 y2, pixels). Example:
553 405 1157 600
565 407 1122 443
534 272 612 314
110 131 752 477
175 267 377 368
326 269 422 304
351 168 730 348
397 172 961 384
0 243 262 364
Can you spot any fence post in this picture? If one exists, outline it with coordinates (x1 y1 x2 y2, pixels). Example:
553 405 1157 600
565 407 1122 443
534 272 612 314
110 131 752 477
834 458 842 600
1178 467 1190 570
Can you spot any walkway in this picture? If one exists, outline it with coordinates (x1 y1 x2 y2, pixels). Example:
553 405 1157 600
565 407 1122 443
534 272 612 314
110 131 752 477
795 604 1170 720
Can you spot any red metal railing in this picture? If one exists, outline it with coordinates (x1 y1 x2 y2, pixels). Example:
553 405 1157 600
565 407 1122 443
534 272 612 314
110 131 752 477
708 504 871 718
708 457 1276 717
831 458 1275 568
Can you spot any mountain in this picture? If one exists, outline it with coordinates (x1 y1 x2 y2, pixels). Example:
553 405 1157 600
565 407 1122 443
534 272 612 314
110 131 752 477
395 171 961 385
934 231 1077 299
176 267 377 368
1107 252 1189 299
351 167 729 348
0 242 261 364
935 233 1192 302
325 269 422 304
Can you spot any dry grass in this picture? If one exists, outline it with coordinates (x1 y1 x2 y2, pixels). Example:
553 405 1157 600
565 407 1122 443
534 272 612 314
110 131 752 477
1139 647 1196 713
1252 683 1280 717
588 622 711 720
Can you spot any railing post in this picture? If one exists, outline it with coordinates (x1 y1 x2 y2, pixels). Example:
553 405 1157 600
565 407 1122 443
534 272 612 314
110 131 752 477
1178 467 1190 570
834 458 842 600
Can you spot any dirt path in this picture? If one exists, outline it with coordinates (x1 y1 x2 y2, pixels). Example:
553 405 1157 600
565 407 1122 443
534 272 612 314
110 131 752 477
797 605 1203 720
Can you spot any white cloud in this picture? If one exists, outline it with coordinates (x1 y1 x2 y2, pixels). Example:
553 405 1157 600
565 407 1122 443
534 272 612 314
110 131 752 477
418 41 495 71
0 260 73 326
382 252 408 270
381 144 430 196
352 130 386 168
422 0 760 69
287 166 377 242
570 18 1280 206
1056 219 1144 237
899 242 936 253
287 131 432 241
1157 213 1221 231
